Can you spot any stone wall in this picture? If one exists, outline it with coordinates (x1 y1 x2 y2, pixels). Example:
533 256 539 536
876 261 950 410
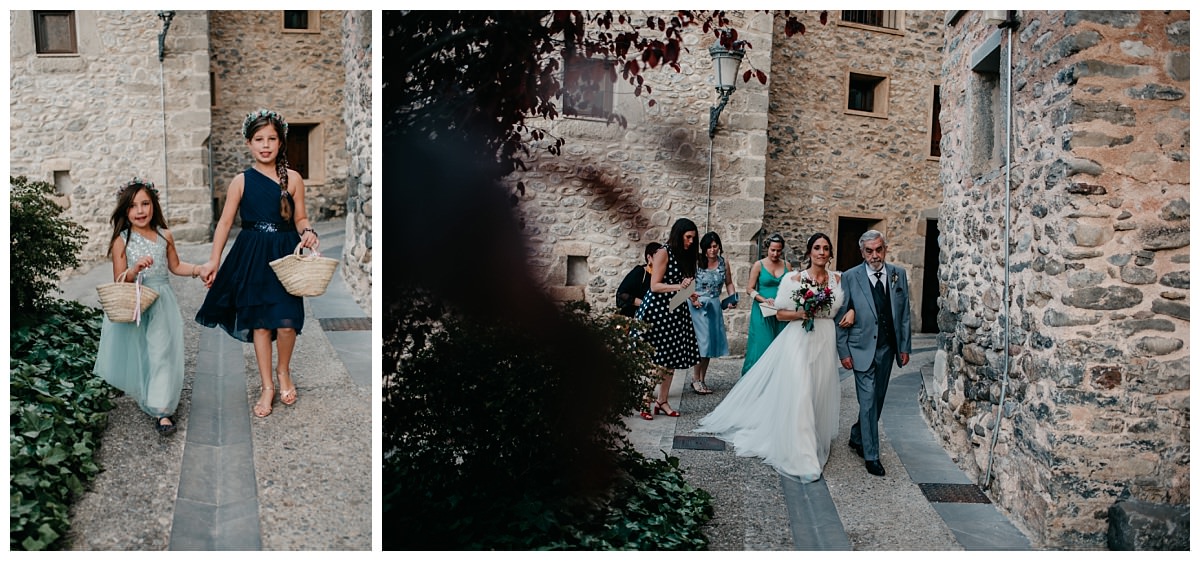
508 11 775 351
9 10 213 255
764 11 944 332
930 10 1189 548
210 10 349 223
340 10 373 310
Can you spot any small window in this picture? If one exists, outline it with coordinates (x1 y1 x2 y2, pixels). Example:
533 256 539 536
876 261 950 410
34 11 77 55
282 10 319 33
566 256 589 286
562 56 615 119
840 10 901 31
929 85 942 158
846 71 889 118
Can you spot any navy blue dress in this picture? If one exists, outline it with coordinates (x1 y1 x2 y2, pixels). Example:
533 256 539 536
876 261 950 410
196 167 304 342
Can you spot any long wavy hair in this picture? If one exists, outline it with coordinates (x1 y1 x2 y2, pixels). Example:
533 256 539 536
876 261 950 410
666 218 699 278
243 111 292 222
108 180 168 256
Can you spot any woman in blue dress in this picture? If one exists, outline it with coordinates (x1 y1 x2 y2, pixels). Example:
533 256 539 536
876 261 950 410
195 109 320 418
688 232 737 394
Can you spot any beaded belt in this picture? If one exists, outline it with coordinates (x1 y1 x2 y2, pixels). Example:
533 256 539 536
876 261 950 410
244 221 287 233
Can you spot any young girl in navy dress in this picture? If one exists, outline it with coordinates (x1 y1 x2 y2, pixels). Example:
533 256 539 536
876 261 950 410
93 178 207 434
195 109 320 418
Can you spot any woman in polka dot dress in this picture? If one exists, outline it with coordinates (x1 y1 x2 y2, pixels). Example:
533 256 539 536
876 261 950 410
635 218 701 419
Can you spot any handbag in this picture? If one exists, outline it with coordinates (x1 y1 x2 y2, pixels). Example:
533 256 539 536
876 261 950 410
96 270 159 324
269 242 339 297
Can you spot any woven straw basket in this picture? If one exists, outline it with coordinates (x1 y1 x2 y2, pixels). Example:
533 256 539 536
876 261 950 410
96 271 160 323
269 242 339 297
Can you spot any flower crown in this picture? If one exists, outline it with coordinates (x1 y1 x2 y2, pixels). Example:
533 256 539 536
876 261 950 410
241 108 289 138
119 177 158 197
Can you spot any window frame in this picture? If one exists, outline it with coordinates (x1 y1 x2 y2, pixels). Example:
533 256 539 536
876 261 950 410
561 55 617 121
33 10 78 55
281 10 320 34
927 83 942 160
844 70 891 119
837 10 904 35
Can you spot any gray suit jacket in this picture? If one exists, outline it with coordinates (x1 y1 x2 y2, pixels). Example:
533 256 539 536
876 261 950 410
835 262 912 369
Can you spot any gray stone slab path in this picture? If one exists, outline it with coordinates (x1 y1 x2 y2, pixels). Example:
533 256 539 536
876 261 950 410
623 333 1036 550
60 218 371 550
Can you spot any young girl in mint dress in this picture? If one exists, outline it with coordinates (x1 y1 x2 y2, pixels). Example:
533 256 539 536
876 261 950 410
93 178 207 435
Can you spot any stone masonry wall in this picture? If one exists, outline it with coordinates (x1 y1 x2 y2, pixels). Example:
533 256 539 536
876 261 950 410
340 11 373 310
508 11 775 352
9 10 213 257
930 10 1189 548
210 10 349 223
764 11 944 332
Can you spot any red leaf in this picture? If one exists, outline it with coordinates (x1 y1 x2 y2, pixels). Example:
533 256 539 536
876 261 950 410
820 11 829 25
756 69 767 85
648 99 656 107
626 59 640 76
798 22 807 36
742 69 752 83
665 40 680 64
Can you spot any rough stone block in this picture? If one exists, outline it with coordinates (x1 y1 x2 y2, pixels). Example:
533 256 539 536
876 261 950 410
1062 286 1143 310
1107 500 1189 550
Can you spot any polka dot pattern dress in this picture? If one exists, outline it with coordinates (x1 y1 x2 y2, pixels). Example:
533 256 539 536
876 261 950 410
635 246 701 370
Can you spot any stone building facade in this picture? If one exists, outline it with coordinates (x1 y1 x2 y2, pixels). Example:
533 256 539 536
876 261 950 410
10 11 213 250
10 10 371 308
929 10 1189 548
510 10 946 351
340 10 373 310
209 10 349 222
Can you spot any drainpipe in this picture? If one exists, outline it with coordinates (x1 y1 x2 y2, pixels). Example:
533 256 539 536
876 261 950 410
707 137 714 233
984 10 1019 490
157 11 175 210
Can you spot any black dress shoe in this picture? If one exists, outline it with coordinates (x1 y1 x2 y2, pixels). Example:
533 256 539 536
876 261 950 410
865 460 885 476
849 440 864 458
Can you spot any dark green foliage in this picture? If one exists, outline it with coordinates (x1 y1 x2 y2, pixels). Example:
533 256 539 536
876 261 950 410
9 299 115 551
9 176 88 318
383 296 713 549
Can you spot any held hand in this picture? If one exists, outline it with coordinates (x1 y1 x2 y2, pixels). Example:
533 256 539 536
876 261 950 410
301 231 320 251
840 357 854 370
838 308 856 328
133 256 153 274
899 353 910 367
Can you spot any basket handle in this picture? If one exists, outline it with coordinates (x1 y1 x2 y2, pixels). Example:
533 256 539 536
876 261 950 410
292 242 323 260
133 271 147 325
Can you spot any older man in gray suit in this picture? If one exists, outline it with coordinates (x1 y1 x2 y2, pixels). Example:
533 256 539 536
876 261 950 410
835 230 912 476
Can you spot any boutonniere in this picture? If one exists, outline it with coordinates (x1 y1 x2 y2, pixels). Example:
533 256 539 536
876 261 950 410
890 272 901 292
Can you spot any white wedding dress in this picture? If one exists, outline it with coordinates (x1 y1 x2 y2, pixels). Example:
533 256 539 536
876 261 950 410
695 269 842 482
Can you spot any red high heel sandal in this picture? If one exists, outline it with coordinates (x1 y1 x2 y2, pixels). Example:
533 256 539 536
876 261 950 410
654 400 680 417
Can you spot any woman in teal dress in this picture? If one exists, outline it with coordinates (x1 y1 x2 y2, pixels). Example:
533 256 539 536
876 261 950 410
742 233 790 376
94 179 206 434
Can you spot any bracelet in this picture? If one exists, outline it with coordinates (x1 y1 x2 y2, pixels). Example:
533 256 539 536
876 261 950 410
301 227 317 237
191 265 199 278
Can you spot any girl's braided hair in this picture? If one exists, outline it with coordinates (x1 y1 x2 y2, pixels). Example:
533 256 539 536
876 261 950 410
242 109 293 222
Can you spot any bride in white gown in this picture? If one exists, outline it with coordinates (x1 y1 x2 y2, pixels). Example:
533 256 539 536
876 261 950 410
695 233 852 483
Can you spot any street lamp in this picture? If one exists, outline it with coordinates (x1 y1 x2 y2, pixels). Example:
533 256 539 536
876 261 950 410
707 43 745 139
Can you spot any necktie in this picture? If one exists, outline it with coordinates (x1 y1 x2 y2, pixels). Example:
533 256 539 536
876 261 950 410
873 271 884 292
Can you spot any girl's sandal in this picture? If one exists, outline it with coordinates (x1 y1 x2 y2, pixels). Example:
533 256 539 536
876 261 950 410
155 416 177 435
277 370 297 406
253 388 274 418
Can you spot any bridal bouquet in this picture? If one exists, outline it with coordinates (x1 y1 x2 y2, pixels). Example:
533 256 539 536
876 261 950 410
791 278 835 332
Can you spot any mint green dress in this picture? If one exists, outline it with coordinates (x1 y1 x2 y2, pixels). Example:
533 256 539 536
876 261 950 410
741 260 787 376
93 229 184 419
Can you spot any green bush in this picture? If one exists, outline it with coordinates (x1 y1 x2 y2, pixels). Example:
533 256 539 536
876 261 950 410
9 175 88 318
9 299 115 551
383 297 713 549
